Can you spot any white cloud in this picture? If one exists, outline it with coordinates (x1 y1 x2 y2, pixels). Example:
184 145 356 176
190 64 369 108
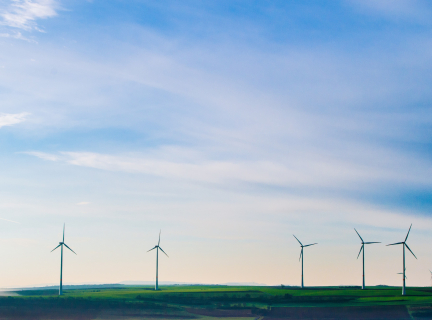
22 151 58 161
0 0 58 32
24 148 432 190
0 112 29 128
0 30 34 41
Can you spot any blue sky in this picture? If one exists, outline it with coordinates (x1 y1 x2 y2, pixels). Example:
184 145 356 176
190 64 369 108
0 0 432 288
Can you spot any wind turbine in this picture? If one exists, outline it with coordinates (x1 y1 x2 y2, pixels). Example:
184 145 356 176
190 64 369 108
293 235 317 288
354 228 380 289
147 230 168 290
387 224 417 295
51 224 76 295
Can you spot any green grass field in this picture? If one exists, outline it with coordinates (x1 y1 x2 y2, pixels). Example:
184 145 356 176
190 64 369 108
2 285 432 319
16 285 432 307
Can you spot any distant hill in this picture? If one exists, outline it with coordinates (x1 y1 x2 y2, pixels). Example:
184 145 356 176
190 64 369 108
120 281 267 286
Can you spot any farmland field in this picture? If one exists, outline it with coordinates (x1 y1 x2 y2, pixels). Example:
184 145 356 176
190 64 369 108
1 285 432 319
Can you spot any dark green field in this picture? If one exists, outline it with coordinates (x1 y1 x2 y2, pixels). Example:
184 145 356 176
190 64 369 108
2 285 432 319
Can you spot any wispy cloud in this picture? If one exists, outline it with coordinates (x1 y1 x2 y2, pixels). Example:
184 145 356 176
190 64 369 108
24 148 432 190
0 112 29 128
22 151 58 161
0 0 58 32
0 30 34 41
0 217 19 224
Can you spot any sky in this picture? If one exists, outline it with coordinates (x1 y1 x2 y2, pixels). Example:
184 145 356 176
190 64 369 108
0 0 432 288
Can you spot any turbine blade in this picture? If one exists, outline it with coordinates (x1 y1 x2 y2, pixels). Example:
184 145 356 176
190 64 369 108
387 242 403 246
293 235 303 246
303 243 317 247
158 230 161 246
299 249 302 261
63 243 77 255
158 246 169 257
364 242 380 244
354 228 363 242
63 223 65 243
405 243 417 259
147 246 157 252
405 224 412 242
357 245 363 259
51 244 61 252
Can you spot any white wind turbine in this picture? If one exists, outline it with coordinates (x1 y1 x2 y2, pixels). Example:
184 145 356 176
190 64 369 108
387 224 417 296
51 224 76 295
293 235 317 288
147 230 168 290
354 228 380 289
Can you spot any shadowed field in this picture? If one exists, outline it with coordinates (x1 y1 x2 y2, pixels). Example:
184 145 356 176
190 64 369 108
0 285 431 319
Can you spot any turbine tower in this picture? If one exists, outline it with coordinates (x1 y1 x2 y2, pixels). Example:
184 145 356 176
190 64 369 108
354 228 380 289
387 224 417 296
293 235 317 288
51 224 76 296
147 230 168 290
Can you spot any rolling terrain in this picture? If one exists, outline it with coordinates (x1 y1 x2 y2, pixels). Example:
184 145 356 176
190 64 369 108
1 285 432 319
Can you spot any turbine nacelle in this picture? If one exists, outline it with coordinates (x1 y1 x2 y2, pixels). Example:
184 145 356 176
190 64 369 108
354 228 380 259
293 235 316 248
386 224 417 259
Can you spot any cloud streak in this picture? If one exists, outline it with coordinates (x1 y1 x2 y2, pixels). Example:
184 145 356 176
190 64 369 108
24 148 432 191
0 0 58 32
0 217 19 223
0 112 29 128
